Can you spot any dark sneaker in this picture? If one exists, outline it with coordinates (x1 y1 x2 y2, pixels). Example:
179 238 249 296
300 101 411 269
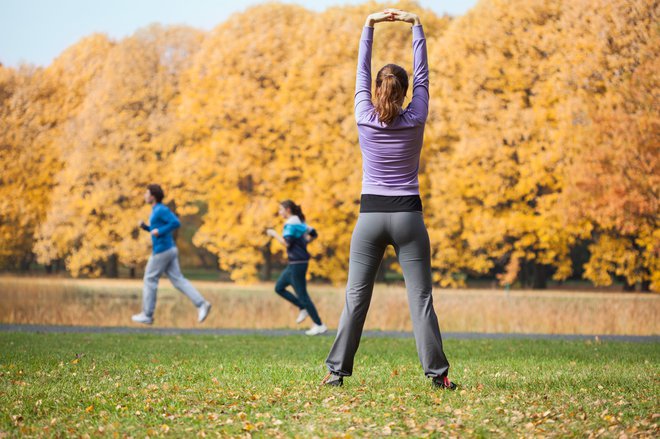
432 376 457 390
321 372 343 387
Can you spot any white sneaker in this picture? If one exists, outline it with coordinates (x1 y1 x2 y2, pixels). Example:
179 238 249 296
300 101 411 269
305 324 328 336
198 301 212 323
131 312 153 325
296 309 309 324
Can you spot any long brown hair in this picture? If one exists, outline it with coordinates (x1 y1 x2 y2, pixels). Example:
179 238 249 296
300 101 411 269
280 199 305 222
374 64 409 125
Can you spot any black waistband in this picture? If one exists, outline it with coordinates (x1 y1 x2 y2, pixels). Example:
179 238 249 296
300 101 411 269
359 194 423 213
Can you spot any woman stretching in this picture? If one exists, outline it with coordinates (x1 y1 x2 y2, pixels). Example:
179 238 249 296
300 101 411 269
323 9 456 389
267 200 327 336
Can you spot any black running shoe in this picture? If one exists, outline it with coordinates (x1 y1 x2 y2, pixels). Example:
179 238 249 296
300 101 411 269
432 376 457 390
321 372 343 387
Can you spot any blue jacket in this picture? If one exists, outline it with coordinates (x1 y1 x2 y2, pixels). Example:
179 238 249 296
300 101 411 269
282 215 317 264
141 203 180 254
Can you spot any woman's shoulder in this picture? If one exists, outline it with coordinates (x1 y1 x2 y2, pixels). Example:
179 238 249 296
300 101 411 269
358 111 423 130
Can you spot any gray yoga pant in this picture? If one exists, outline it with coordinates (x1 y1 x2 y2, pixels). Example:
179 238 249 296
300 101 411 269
325 211 450 378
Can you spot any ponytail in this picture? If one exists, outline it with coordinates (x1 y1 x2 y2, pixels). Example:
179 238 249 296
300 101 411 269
374 64 409 125
280 199 305 223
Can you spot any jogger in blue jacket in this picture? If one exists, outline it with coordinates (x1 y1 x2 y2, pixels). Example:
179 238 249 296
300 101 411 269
132 184 211 325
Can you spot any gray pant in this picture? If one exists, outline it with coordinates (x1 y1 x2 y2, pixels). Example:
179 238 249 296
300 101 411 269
142 247 206 318
326 212 450 378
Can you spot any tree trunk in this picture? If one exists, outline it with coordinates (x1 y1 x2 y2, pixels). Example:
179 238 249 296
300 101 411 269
261 245 272 281
520 261 549 289
520 262 530 288
531 263 548 289
106 254 119 278
19 254 33 272
640 280 651 292
623 279 636 292
196 250 209 268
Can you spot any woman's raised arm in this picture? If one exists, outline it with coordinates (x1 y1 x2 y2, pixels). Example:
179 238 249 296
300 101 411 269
355 11 395 120
388 9 428 123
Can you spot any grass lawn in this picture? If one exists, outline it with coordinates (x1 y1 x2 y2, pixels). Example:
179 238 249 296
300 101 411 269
0 333 658 437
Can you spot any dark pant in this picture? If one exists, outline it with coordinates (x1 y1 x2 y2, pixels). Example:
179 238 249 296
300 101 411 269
325 212 450 378
275 263 322 325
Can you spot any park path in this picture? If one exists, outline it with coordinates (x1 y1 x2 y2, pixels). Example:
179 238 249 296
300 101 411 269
1 324 657 342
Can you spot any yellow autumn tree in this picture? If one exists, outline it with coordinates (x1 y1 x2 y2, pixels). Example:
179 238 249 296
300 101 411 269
559 0 659 291
34 26 203 277
423 0 658 289
2 0 656 289
0 35 114 271
174 2 448 283
424 0 582 288
0 65 58 270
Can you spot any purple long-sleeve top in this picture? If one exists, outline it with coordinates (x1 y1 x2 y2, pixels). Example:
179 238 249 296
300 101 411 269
355 25 429 196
